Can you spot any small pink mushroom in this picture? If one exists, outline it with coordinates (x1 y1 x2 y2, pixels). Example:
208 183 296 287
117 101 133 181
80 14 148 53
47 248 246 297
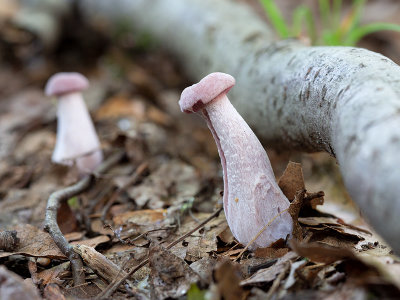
45 72 103 175
179 72 292 248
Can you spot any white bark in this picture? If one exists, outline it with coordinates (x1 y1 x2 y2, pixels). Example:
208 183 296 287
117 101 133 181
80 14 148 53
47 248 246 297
79 0 400 253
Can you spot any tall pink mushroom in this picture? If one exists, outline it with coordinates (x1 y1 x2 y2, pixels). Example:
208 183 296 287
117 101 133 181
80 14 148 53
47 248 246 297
45 72 103 175
179 72 292 248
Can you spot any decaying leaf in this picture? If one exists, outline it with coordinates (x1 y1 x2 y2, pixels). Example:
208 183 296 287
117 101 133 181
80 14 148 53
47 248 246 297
0 224 65 259
278 161 305 202
149 244 202 299
127 160 200 209
213 260 247 300
36 262 70 286
171 212 228 262
240 252 298 286
70 235 110 248
43 283 66 300
0 266 41 300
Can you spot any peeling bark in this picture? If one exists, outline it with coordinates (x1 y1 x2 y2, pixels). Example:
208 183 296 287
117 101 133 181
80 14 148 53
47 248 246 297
79 0 400 253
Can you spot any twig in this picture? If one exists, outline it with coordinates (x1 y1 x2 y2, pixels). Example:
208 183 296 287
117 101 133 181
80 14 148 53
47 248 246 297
233 207 290 262
44 151 125 286
95 207 223 299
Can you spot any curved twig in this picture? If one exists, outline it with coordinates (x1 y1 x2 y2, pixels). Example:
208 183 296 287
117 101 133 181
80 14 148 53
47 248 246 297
44 151 125 286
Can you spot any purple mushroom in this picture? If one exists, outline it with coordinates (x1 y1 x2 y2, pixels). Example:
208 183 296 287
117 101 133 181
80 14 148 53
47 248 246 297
179 72 292 248
45 72 103 175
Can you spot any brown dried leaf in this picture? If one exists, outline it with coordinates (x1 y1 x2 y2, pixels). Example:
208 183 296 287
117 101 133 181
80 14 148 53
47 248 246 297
290 240 355 264
127 160 200 209
172 213 227 262
217 225 235 244
190 257 217 283
43 283 66 300
0 224 65 259
64 232 84 242
299 216 370 243
240 252 298 286
95 95 146 121
149 244 201 300
113 208 166 226
288 190 306 242
214 260 246 300
37 262 70 286
57 201 78 234
70 235 110 248
254 247 289 259
278 161 305 201
147 105 173 127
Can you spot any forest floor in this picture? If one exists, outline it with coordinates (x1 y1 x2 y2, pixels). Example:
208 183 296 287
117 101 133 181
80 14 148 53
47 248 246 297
1 0 400 299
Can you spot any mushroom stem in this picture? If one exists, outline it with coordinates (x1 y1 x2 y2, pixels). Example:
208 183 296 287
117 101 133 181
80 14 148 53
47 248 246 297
200 94 292 248
53 92 103 174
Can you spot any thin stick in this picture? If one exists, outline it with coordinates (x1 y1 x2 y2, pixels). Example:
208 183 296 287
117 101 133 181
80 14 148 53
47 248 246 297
96 207 223 299
44 151 125 286
233 207 290 262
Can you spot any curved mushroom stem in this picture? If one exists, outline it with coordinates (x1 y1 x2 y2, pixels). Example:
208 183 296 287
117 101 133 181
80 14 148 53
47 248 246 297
200 94 292 248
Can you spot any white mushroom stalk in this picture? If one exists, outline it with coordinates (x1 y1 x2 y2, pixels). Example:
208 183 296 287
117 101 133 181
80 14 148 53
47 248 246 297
45 72 103 175
179 72 292 248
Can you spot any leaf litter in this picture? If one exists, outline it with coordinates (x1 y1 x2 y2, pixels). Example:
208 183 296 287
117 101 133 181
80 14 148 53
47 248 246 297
0 3 400 299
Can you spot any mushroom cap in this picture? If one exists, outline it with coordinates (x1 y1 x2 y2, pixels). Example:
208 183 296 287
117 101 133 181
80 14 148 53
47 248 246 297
179 72 235 113
45 72 89 96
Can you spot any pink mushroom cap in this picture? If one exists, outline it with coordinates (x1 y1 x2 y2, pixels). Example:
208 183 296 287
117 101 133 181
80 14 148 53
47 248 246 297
45 72 89 96
179 72 235 113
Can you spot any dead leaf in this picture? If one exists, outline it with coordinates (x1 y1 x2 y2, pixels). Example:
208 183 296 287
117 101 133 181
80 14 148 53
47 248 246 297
36 262 70 285
70 235 110 248
278 161 305 201
240 252 298 286
57 201 79 234
147 105 173 127
43 283 66 300
254 247 290 259
64 232 84 242
127 160 200 209
113 208 166 226
288 189 306 241
217 225 235 244
0 266 41 300
95 95 146 121
172 213 227 262
0 224 65 259
190 257 217 283
214 260 246 300
149 244 202 299
290 240 355 264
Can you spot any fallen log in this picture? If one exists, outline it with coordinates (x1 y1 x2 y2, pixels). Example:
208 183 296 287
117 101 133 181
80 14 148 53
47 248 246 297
79 0 400 254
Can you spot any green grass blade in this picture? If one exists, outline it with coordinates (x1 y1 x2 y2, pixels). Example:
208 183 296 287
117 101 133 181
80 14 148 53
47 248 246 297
332 0 343 30
260 0 290 38
318 0 331 29
345 0 366 33
345 22 400 46
292 5 317 44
